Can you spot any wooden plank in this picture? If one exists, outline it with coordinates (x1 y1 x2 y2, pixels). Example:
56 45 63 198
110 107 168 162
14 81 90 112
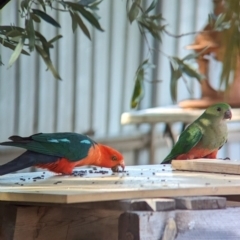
119 208 240 240
0 165 240 204
172 159 240 175
0 204 17 240
0 204 121 240
16 198 175 212
125 198 175 211
175 196 226 210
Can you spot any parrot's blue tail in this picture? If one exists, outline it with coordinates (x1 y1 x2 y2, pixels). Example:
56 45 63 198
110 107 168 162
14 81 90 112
0 151 58 175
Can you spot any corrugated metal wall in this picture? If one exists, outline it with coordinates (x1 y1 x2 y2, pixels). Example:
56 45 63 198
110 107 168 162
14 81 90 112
1 0 239 167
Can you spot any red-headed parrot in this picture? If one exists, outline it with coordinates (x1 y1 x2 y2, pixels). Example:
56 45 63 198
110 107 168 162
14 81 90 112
161 103 232 164
0 132 125 175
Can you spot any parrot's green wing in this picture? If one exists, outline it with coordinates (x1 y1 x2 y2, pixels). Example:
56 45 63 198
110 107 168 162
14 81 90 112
1 133 96 161
162 123 203 164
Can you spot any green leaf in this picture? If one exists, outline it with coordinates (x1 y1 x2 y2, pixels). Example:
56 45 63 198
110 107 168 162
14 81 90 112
138 19 162 41
137 58 149 70
214 13 226 29
182 47 209 61
149 13 164 21
32 9 61 28
131 68 144 108
8 38 24 68
20 0 30 12
181 63 204 82
6 30 23 38
35 31 51 56
69 11 78 32
74 12 91 40
30 13 41 23
35 44 61 80
88 0 103 10
0 26 26 35
79 0 97 6
48 34 63 44
170 62 182 102
145 0 158 13
25 18 35 51
65 2 104 31
128 1 140 23
0 54 4 66
0 37 30 55
37 0 46 11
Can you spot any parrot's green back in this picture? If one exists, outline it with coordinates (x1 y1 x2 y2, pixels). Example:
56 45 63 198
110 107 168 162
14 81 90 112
1 132 97 161
162 103 231 164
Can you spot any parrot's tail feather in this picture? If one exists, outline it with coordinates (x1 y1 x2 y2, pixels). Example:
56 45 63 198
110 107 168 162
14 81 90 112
8 135 31 142
161 157 172 164
161 160 171 164
0 151 59 176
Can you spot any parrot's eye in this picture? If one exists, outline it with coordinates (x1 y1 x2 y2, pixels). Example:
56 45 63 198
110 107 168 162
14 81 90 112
111 156 118 161
217 107 221 112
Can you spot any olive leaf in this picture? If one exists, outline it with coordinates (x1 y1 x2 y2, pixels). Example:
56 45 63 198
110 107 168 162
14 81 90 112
145 0 158 14
35 44 61 80
0 37 30 55
8 37 25 68
65 2 103 31
170 61 182 102
131 59 154 108
128 0 141 23
74 12 91 39
32 9 61 28
131 68 144 109
48 35 63 44
25 18 35 51
69 11 78 32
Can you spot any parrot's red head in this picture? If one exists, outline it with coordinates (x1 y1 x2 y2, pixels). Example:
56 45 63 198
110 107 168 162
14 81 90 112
97 144 125 172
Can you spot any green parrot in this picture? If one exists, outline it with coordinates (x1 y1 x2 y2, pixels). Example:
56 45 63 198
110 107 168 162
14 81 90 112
161 103 232 164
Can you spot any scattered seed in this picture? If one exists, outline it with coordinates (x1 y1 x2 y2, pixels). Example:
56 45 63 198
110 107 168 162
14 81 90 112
72 170 87 177
94 170 108 174
33 176 42 180
53 181 62 185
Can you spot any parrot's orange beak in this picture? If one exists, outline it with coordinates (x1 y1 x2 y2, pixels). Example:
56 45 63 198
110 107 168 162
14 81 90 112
224 110 232 120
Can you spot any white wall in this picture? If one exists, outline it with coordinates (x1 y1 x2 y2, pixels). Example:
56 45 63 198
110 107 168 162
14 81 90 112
0 0 239 166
